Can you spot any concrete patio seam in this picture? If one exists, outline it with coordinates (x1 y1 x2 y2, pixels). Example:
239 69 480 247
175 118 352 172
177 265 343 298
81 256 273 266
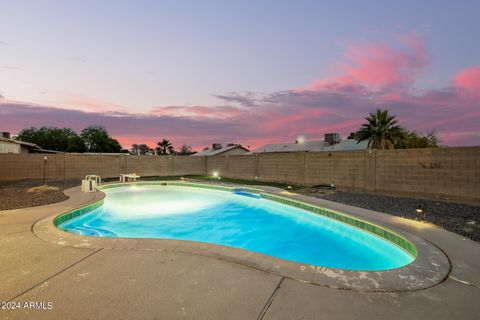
449 276 480 289
6 248 103 302
257 276 285 320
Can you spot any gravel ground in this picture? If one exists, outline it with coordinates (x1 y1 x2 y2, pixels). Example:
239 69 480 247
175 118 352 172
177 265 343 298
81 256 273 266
0 180 80 211
315 191 480 242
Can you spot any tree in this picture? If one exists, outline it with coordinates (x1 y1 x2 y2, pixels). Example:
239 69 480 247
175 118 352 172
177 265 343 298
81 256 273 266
80 125 122 153
106 138 122 153
178 144 193 155
355 109 404 150
131 144 152 155
16 126 78 151
130 144 139 155
394 131 439 149
156 139 174 155
139 144 153 155
65 136 87 153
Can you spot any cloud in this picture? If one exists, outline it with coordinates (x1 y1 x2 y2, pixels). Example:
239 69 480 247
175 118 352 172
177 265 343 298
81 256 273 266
0 40 9 45
212 92 265 107
307 34 429 90
59 94 128 113
1 34 479 149
150 105 247 119
0 102 251 150
454 67 480 98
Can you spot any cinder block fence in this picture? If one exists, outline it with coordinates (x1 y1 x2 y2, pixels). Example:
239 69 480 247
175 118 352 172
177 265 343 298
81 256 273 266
0 146 479 202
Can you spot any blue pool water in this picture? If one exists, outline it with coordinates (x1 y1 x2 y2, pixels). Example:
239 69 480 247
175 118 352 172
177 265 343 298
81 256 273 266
59 185 414 270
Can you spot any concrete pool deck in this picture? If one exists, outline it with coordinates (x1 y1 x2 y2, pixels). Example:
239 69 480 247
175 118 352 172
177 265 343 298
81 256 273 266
0 182 479 319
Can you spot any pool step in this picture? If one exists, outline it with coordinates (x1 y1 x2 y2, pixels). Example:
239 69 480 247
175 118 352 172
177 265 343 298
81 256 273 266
232 190 261 199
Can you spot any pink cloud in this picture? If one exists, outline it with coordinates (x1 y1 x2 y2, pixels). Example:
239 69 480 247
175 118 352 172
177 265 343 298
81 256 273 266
305 76 365 93
344 34 429 87
306 34 429 91
151 105 247 119
438 132 480 146
263 108 333 131
454 67 480 98
57 94 127 113
0 35 478 149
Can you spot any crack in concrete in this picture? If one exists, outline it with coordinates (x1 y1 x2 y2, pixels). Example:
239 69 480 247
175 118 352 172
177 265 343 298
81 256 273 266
257 276 285 320
7 248 103 302
449 276 480 289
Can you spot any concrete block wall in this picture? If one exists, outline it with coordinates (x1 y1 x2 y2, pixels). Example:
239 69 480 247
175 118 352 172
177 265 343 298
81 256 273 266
206 156 229 176
257 153 304 184
0 154 205 181
124 156 168 177
171 156 206 176
375 147 480 201
304 151 365 189
226 155 257 180
203 147 480 201
0 154 62 181
0 147 479 201
65 154 122 179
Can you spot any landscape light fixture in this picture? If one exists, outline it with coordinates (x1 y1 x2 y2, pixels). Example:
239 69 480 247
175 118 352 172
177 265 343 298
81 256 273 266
415 203 427 221
287 185 292 190
42 156 48 185
180 177 184 181
212 171 218 178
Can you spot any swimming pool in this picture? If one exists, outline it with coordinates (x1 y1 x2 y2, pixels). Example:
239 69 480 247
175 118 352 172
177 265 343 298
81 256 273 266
57 184 415 270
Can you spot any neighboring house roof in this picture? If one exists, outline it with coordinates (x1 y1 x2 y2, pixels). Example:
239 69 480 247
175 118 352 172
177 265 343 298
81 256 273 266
0 137 59 153
253 139 369 153
192 145 249 156
0 137 40 148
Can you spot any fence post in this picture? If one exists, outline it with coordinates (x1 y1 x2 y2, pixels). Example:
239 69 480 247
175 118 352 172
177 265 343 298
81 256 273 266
254 154 260 179
364 149 377 192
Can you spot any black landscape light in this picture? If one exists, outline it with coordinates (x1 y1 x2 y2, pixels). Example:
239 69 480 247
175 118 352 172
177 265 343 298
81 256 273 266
415 202 427 221
42 156 48 185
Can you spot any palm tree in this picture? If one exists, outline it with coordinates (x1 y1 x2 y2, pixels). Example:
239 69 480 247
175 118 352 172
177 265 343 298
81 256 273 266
355 109 404 150
156 139 173 155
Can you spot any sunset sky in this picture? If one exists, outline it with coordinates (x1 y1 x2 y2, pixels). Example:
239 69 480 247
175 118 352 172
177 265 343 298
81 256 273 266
1 0 479 150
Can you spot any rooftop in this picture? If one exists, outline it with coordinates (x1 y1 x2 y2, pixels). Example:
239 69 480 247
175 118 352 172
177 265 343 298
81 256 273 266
0 137 60 153
192 145 249 156
253 138 369 153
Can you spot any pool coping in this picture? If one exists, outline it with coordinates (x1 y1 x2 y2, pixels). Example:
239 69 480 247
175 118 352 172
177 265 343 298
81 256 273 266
32 180 451 292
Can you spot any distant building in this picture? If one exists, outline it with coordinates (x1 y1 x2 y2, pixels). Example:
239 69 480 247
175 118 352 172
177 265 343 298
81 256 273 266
0 132 58 154
192 143 249 157
253 133 368 153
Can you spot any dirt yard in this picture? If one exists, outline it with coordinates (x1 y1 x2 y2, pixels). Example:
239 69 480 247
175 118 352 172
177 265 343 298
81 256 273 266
0 180 80 210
